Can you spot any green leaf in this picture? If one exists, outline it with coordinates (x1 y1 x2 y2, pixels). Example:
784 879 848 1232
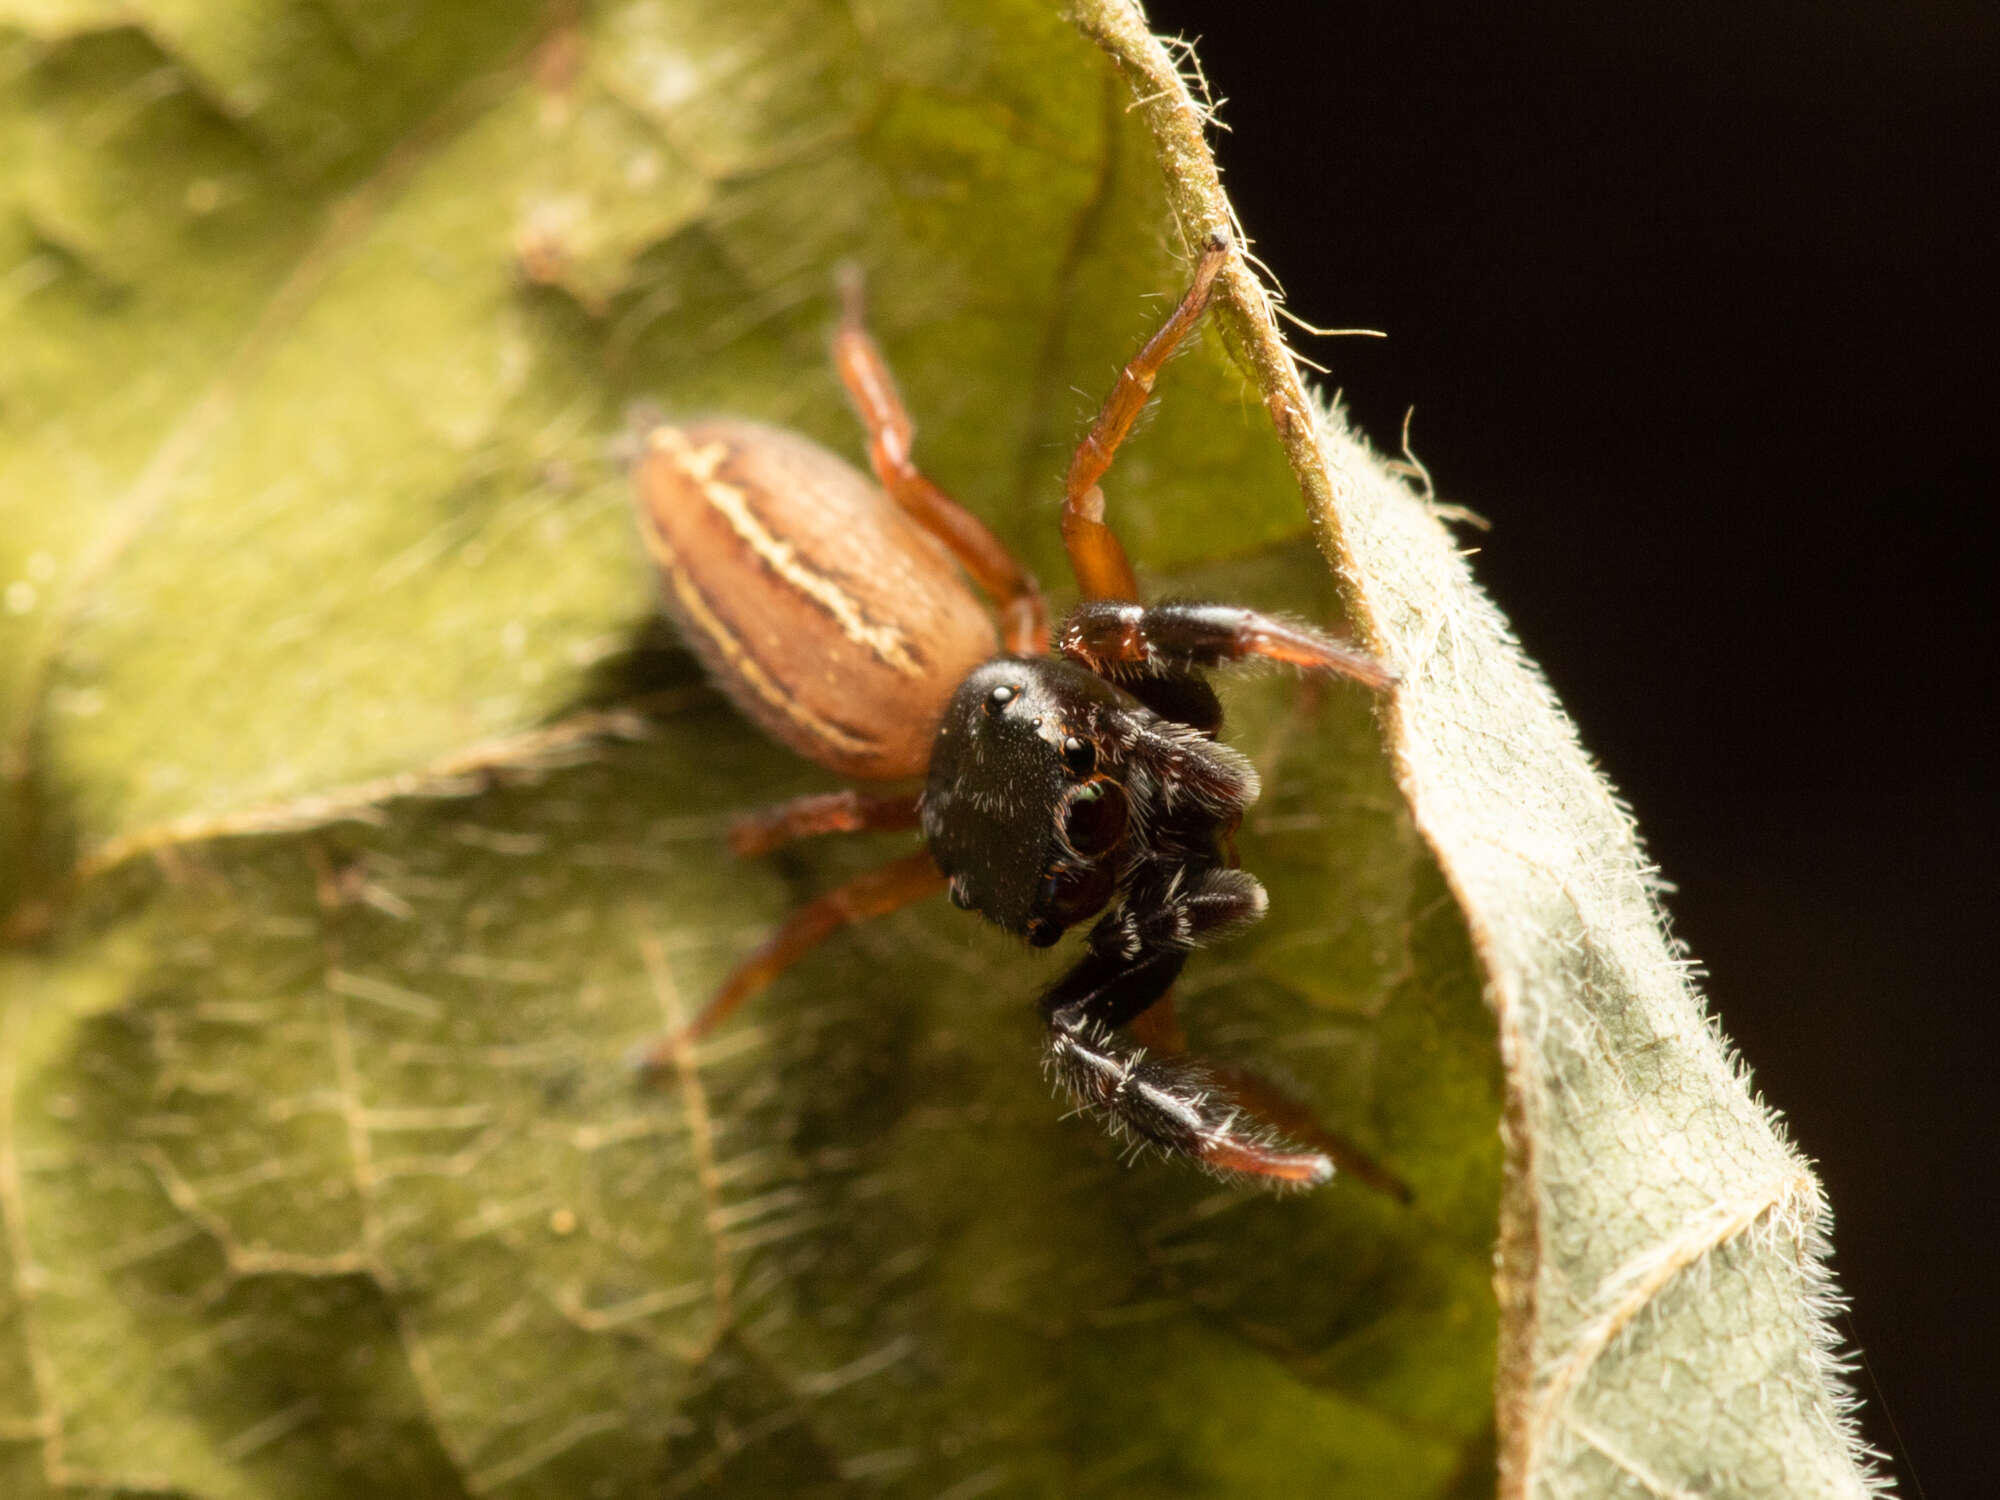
0 2 1874 1497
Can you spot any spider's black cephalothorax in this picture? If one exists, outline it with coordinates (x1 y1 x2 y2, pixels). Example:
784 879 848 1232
923 654 1255 945
634 234 1394 1188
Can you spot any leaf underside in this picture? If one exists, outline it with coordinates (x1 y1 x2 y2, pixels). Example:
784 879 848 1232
0 2 1874 1498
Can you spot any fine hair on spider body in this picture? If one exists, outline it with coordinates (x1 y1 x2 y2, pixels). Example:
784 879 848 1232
631 231 1395 1189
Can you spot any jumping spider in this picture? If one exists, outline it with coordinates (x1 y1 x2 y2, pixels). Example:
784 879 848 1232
633 232 1393 1187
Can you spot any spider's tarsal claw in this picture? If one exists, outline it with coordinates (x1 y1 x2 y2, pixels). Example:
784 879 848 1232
1198 1139 1335 1188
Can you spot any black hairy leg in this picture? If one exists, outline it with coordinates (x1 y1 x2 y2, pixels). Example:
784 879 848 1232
1127 994 1413 1201
1038 867 1266 1028
1087 866 1267 974
1059 600 1396 691
1044 1022 1334 1187
1038 866 1332 1187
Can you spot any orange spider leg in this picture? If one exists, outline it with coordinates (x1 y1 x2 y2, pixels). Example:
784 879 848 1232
728 789 922 858
833 268 1049 655
1061 233 1232 602
635 851 945 1071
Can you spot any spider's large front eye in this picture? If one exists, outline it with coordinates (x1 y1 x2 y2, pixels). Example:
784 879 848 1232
1061 734 1096 777
984 684 1018 717
1058 777 1128 859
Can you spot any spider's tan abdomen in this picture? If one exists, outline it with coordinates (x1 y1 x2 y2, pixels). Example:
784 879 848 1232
633 419 999 780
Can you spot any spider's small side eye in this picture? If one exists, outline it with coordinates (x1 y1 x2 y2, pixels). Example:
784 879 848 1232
984 684 1018 716
1061 735 1096 777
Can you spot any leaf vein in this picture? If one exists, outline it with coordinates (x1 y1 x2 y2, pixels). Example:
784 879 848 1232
1529 1169 1821 1455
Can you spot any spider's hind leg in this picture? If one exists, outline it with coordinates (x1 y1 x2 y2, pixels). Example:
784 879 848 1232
727 788 921 857
832 265 1048 654
633 849 944 1072
1039 867 1333 1188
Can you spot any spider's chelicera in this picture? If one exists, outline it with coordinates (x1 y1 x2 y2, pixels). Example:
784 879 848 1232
632 233 1394 1188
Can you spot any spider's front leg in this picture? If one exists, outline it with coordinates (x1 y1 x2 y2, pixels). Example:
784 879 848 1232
1060 600 1395 691
1039 866 1334 1187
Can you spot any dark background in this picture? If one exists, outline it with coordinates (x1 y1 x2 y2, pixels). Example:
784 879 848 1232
1139 2 1994 1494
